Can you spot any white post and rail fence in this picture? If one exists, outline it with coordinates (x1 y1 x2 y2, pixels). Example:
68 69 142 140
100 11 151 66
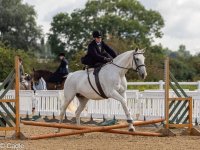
1 90 200 123
1 81 200 90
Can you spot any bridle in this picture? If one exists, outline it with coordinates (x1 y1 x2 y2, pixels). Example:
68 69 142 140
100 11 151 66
111 52 146 72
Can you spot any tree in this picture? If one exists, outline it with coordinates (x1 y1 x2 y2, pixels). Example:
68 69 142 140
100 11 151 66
0 0 42 51
0 42 60 82
170 58 195 81
48 0 164 55
177 44 191 58
0 42 33 81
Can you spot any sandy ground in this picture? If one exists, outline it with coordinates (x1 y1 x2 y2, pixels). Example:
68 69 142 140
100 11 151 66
1 120 200 150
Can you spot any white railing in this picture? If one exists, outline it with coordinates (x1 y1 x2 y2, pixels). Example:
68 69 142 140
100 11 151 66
1 90 200 123
1 81 200 90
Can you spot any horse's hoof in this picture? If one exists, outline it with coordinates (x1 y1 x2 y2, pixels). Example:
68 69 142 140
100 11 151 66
128 127 135 132
55 129 60 133
129 128 134 132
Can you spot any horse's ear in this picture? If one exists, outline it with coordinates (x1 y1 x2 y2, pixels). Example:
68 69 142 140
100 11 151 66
142 47 146 53
135 47 139 52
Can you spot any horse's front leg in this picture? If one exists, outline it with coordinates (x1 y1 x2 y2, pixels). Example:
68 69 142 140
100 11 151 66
110 90 135 132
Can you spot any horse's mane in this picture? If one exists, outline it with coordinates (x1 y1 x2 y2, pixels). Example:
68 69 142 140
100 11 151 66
33 70 53 81
113 49 144 61
113 50 134 63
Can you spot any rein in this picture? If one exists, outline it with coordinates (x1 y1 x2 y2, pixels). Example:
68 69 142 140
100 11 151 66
111 52 145 72
111 62 130 70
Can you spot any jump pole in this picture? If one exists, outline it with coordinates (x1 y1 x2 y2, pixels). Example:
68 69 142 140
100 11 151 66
21 118 164 140
30 129 162 140
21 118 164 129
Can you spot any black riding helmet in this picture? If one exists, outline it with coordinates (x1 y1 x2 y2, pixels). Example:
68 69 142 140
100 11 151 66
59 52 65 57
92 30 102 38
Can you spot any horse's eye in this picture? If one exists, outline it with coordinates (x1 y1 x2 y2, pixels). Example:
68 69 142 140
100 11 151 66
136 58 139 61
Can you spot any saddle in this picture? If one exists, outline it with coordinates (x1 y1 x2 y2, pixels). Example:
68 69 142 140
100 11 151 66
87 66 108 99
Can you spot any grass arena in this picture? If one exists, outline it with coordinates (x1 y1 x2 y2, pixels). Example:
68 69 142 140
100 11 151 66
1 57 200 150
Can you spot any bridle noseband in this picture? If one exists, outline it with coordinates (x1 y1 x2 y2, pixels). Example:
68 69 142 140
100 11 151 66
133 52 146 72
111 52 145 72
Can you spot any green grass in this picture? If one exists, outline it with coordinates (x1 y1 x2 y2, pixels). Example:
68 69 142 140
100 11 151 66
174 85 197 91
127 85 198 91
128 85 160 91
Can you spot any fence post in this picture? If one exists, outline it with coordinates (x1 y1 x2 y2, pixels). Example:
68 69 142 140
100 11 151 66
197 81 200 91
15 56 20 138
165 57 170 129
159 80 164 90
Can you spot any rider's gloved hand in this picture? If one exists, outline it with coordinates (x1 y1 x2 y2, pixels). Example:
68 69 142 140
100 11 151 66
104 57 112 62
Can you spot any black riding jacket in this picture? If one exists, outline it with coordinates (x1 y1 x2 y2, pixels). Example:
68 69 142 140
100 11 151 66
82 40 117 65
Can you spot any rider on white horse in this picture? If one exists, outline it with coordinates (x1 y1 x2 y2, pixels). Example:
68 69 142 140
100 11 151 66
57 46 147 132
81 30 117 68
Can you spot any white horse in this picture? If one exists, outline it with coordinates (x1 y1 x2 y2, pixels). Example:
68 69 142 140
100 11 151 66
57 49 147 132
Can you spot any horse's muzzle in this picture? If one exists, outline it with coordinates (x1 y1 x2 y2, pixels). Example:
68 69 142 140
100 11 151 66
141 73 147 80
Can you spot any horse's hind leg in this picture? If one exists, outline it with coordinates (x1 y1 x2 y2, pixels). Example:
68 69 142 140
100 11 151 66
75 96 88 125
56 93 75 133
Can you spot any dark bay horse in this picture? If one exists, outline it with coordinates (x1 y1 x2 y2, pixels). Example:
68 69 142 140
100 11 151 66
32 69 66 90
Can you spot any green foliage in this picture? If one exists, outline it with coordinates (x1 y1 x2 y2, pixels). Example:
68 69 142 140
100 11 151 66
31 59 59 72
190 55 200 81
138 44 164 81
170 58 195 81
105 37 137 53
48 0 165 81
0 42 61 82
68 50 85 72
48 0 164 55
67 39 199 82
164 44 197 81
1 0 199 83
0 0 42 51
0 42 33 81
